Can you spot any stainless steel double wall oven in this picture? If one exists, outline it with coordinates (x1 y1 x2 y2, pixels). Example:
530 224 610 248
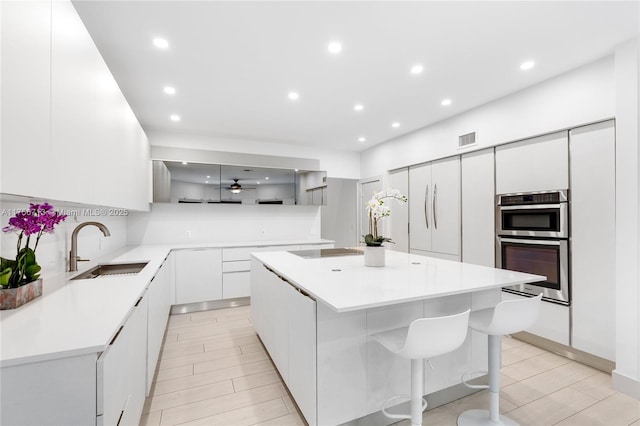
496 190 570 305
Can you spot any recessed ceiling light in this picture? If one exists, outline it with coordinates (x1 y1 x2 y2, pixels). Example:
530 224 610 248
328 42 342 54
288 92 299 100
441 99 452 106
410 64 424 75
206 175 211 178
265 177 269 180
294 169 299 172
182 161 188 165
354 104 364 111
205 181 209 184
392 122 400 128
358 137 366 143
170 114 180 122
153 38 169 49
163 86 176 95
520 60 535 70
257 181 261 185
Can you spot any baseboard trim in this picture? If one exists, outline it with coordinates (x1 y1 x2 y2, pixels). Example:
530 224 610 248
170 297 250 315
612 369 640 399
511 331 615 373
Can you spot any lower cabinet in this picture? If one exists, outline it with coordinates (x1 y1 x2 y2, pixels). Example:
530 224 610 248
250 258 317 425
175 248 223 304
146 258 172 395
1 260 174 426
97 295 148 426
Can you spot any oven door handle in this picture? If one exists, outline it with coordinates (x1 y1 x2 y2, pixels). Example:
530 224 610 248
498 237 562 246
499 204 564 211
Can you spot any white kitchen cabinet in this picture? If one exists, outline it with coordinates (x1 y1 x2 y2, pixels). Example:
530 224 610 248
221 245 310 299
461 149 496 267
97 295 148 426
409 163 432 252
0 354 98 425
286 283 317 425
146 258 172 395
0 0 52 198
569 120 616 361
409 157 460 258
250 259 317 425
1 0 149 210
495 131 569 194
93 59 150 211
49 0 99 205
175 249 223 304
222 271 251 299
389 168 409 253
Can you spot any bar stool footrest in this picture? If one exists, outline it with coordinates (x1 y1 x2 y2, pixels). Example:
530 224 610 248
381 395 428 421
461 371 489 389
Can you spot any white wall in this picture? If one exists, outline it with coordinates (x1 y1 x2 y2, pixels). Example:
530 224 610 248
148 130 361 180
0 200 128 283
126 203 321 245
360 56 615 177
613 37 640 399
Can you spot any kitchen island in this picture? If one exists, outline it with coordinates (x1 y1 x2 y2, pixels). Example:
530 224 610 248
250 249 544 426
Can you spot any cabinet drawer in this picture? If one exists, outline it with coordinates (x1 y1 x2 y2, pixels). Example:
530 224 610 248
223 271 251 299
222 260 251 272
223 247 258 262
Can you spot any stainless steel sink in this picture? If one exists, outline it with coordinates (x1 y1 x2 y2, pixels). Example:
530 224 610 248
71 262 149 280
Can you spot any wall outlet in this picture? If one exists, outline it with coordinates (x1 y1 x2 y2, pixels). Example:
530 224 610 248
185 230 192 239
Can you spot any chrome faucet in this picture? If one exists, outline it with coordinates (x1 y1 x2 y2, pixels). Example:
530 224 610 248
69 222 111 272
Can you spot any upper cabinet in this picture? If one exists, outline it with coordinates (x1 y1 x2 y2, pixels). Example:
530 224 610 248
0 1 52 198
495 131 569 194
153 161 326 206
409 157 460 258
0 0 149 211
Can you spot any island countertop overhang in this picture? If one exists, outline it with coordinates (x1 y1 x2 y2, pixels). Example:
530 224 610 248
252 249 545 312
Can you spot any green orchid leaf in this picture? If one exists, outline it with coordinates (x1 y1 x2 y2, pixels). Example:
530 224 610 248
25 264 42 281
0 267 12 287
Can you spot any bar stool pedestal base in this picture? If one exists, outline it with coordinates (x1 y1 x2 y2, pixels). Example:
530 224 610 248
457 409 519 426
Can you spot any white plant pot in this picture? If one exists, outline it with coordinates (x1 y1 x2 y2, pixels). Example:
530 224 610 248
364 246 385 267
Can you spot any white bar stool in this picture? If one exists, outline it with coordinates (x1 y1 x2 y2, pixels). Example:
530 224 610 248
458 293 542 426
371 310 470 426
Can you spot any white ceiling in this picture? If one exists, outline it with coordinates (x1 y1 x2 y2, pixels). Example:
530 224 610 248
73 1 639 152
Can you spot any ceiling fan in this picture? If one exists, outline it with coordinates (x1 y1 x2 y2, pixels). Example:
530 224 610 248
224 178 255 194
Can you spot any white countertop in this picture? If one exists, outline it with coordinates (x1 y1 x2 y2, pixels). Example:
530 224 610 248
0 239 331 367
252 249 545 312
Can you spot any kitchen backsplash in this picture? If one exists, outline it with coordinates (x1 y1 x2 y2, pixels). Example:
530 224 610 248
126 202 321 245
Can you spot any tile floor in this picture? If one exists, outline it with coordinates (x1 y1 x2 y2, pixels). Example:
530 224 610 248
141 305 640 426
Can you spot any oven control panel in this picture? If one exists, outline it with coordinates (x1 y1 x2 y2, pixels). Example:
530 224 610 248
499 190 568 206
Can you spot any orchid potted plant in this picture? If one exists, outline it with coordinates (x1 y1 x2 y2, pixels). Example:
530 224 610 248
363 189 407 266
0 203 67 309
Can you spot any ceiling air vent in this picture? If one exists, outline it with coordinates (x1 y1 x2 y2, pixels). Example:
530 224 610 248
458 131 477 148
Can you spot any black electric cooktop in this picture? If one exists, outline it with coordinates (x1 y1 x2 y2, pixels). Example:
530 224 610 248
288 247 364 259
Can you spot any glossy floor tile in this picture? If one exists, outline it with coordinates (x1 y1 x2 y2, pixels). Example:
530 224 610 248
142 305 639 426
